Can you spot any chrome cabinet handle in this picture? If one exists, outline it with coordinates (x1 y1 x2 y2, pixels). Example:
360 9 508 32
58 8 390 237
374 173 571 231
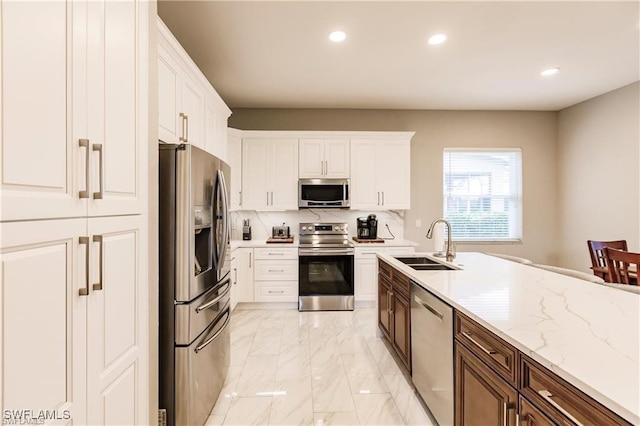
267 191 269 205
268 269 285 272
79 139 90 199
268 290 285 294
92 143 103 199
538 390 584 426
179 112 187 142
382 192 385 205
92 235 103 291
461 331 497 355
233 268 238 284
320 160 324 176
389 291 394 314
249 252 252 267
79 236 90 296
268 252 284 256
271 191 274 206
414 295 444 320
325 160 328 175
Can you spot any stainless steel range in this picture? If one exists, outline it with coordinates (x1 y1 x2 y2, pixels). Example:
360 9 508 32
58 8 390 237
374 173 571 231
298 222 355 311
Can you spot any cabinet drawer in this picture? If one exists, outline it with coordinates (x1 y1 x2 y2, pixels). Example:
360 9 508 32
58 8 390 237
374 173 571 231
254 247 298 260
355 247 385 260
254 259 298 281
384 246 415 255
520 355 631 426
392 269 411 298
379 260 392 281
455 312 518 387
254 282 297 302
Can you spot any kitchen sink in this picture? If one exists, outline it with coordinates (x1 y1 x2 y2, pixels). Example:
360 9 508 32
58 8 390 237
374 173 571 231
395 257 440 265
394 256 457 271
407 263 456 271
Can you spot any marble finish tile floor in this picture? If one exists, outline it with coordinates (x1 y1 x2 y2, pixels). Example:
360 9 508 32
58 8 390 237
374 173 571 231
206 307 434 426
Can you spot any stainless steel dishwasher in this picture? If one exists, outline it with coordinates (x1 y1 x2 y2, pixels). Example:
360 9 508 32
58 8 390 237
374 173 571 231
410 280 454 426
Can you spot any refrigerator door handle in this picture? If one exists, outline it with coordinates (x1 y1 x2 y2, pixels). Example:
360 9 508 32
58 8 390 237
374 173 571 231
216 169 230 277
195 306 231 353
195 279 230 313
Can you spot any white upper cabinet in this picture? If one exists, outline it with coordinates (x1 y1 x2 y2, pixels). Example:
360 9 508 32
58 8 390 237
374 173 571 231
299 138 350 178
227 129 243 211
242 138 298 211
350 138 411 210
157 18 231 160
1 0 146 221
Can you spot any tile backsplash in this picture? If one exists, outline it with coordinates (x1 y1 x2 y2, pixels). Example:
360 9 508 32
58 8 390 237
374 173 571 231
230 209 405 241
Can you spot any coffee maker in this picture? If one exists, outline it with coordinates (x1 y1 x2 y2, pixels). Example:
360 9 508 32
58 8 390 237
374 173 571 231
357 214 378 239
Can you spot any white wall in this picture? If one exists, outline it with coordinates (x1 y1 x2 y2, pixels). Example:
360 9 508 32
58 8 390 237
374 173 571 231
557 82 640 272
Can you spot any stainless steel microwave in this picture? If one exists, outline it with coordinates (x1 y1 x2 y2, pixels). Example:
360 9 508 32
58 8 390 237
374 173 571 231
299 178 350 209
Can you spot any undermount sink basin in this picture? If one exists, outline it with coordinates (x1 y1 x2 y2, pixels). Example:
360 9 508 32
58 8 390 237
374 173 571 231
408 263 456 271
394 257 440 265
394 256 457 271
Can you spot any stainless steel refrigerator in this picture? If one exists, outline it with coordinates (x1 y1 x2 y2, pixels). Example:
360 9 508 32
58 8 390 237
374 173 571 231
158 143 231 426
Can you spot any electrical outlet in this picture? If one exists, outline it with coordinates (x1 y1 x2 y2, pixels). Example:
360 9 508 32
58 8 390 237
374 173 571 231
416 219 422 228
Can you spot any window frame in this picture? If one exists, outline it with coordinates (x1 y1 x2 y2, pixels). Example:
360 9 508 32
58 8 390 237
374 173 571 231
442 148 523 244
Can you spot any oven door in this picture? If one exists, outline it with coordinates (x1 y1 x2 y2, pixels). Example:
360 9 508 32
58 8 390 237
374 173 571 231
298 249 354 297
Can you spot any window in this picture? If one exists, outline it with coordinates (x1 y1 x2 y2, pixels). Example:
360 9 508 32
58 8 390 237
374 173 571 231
443 149 522 242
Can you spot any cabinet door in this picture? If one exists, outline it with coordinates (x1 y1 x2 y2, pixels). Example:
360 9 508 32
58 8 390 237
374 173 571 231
241 139 269 210
181 75 205 150
270 139 299 210
86 215 148 425
392 293 411 371
378 276 392 339
455 341 518 426
87 0 146 217
299 139 324 178
230 248 254 307
1 1 87 221
350 140 380 210
324 139 350 178
1 218 88 424
227 132 243 211
355 257 378 301
378 140 410 209
157 43 181 144
519 396 555 426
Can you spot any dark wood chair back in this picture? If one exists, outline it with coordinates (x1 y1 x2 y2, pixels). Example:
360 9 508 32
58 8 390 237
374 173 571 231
587 240 628 282
605 247 639 285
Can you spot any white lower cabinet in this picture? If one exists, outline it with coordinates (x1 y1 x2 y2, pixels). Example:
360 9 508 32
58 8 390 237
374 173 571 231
1 215 148 424
230 247 254 309
355 245 415 302
253 247 298 302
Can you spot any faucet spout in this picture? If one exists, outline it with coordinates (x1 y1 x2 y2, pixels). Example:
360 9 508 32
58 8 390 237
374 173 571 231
425 218 455 262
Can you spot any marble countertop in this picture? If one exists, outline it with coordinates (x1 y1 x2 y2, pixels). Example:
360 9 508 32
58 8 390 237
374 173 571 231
377 252 640 424
231 238 418 249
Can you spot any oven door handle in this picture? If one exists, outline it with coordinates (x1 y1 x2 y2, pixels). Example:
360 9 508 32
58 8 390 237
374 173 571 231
299 248 355 256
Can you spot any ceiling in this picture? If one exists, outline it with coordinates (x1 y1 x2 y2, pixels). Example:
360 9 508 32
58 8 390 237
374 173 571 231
158 1 640 111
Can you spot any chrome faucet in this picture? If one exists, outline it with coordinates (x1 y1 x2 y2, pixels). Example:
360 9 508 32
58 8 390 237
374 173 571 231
426 218 455 262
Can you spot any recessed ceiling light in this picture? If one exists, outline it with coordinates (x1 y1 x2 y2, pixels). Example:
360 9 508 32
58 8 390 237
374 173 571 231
541 67 560 77
428 33 447 45
329 30 346 43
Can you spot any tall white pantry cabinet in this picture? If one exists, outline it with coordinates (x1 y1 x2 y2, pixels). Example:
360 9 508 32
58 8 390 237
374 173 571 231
1 1 149 424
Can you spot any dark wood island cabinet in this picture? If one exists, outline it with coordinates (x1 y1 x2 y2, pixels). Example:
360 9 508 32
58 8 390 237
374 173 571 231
378 260 411 373
378 259 634 426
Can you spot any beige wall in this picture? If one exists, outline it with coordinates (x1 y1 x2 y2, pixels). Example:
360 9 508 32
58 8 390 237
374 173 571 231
230 109 559 263
557 82 640 272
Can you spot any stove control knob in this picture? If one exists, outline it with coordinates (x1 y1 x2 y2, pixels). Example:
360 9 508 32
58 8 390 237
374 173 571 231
302 226 307 231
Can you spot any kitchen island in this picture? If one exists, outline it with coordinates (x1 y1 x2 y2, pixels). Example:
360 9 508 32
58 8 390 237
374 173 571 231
377 252 639 425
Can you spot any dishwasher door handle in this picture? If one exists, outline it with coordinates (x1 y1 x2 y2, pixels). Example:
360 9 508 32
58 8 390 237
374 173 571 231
414 295 444 320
